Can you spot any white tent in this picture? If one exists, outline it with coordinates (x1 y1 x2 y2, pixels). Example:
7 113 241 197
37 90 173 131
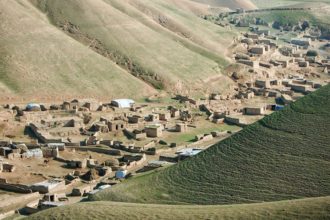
111 99 135 108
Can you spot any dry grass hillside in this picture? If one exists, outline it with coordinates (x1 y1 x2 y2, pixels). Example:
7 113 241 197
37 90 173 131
31 0 236 94
0 0 239 101
252 0 330 8
0 0 157 102
191 0 257 10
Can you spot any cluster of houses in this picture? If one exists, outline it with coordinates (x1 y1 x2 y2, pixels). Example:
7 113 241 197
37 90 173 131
1 8 329 216
0 92 245 217
201 72 326 127
0 138 149 213
7 98 195 148
211 18 329 126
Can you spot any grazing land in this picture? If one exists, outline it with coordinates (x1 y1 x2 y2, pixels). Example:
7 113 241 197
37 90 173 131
27 196 330 220
0 0 239 101
191 0 257 10
90 84 330 204
252 0 330 8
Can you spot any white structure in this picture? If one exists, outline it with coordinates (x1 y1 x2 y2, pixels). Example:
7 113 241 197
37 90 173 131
30 179 65 193
47 143 65 151
26 103 41 111
111 99 135 108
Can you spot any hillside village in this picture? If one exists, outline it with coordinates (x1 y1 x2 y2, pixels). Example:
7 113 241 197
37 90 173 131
0 2 329 219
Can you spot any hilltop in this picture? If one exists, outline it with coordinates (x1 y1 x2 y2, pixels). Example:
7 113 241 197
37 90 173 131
90 84 330 205
0 0 239 101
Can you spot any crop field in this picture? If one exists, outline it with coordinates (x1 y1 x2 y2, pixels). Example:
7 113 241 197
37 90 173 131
90 85 330 205
27 196 330 220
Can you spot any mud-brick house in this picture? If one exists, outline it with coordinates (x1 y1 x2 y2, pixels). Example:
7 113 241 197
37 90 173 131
175 123 187 132
0 162 16 172
159 112 171 121
255 79 271 89
148 114 159 122
30 179 66 194
90 122 109 133
108 120 127 132
0 147 12 157
170 108 180 118
67 159 87 169
238 59 259 68
291 38 311 47
125 129 147 140
249 46 265 55
127 115 143 124
145 124 163 138
281 94 293 104
243 106 266 115
42 147 59 158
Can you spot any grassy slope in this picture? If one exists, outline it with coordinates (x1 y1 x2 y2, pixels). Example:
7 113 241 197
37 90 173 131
252 0 330 8
91 85 330 205
122 0 235 65
244 9 330 26
30 0 235 95
191 0 257 10
0 0 156 100
234 2 330 39
28 196 330 220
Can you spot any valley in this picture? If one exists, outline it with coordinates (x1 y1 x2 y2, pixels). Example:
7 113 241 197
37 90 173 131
0 0 329 219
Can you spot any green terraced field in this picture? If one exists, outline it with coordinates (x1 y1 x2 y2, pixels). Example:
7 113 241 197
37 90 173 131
90 84 330 205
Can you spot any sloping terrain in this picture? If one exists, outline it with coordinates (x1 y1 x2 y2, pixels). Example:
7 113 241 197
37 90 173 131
252 0 330 8
0 0 156 101
191 0 257 10
238 5 330 39
29 0 235 96
91 85 330 205
28 196 330 220
165 0 212 15
0 0 238 101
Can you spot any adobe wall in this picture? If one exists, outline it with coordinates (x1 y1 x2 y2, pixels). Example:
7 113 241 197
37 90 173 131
0 192 40 213
66 146 120 156
0 182 32 193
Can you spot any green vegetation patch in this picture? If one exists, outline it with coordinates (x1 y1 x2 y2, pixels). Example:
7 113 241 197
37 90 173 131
27 196 330 220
